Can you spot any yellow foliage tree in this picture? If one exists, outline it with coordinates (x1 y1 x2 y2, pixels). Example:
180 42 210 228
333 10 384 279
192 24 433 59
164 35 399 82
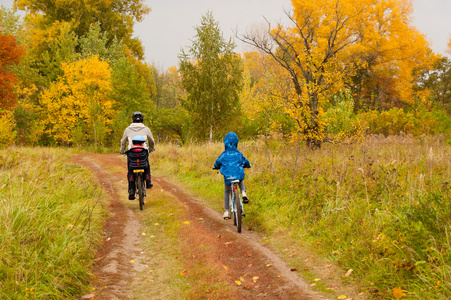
351 0 434 110
0 110 16 147
40 56 113 146
239 0 433 147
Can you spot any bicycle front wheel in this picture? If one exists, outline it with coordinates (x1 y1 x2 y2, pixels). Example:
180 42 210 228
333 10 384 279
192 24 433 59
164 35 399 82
233 189 242 233
137 175 145 210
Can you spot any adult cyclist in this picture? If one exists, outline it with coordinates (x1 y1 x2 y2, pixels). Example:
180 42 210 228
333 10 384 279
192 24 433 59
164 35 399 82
120 111 155 200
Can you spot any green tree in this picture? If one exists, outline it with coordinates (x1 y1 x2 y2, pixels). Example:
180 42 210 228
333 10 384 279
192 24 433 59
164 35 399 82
179 11 243 142
415 56 451 113
152 66 187 143
109 57 153 146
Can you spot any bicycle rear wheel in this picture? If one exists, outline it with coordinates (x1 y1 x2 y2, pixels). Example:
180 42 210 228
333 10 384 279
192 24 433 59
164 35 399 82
233 189 242 233
137 174 145 210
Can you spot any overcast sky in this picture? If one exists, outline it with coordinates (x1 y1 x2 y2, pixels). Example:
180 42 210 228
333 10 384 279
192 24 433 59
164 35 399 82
3 0 450 70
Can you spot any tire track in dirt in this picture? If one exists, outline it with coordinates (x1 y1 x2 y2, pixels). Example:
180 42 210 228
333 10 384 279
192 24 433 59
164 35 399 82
74 154 147 300
74 153 330 299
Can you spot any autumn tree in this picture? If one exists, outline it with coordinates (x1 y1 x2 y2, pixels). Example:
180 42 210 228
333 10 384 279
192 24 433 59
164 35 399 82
241 51 297 137
0 6 22 38
0 29 25 111
347 0 433 112
40 56 113 146
239 0 432 147
179 11 243 142
14 0 150 59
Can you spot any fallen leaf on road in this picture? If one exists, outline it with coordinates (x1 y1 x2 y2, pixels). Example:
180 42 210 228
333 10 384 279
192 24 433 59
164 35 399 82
290 268 297 271
337 295 347 299
154 223 159 226
223 265 228 270
184 221 190 225
253 276 259 283
326 264 332 268
392 287 406 299
266 264 272 267
235 280 241 285
345 269 353 277
180 269 188 276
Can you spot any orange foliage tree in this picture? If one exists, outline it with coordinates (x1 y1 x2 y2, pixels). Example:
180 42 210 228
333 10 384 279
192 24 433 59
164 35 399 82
0 29 25 111
239 0 433 147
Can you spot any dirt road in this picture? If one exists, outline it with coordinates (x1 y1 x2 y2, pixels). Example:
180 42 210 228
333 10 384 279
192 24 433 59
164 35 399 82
73 153 331 299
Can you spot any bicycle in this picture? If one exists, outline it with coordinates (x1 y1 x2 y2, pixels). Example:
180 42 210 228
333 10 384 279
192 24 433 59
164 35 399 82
228 179 245 233
125 147 149 210
133 169 146 210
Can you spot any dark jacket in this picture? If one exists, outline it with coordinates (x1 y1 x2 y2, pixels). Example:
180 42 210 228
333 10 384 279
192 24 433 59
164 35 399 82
214 132 251 185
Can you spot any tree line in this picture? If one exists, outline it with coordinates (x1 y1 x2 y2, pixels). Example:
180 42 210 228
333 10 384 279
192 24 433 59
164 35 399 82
1 0 450 148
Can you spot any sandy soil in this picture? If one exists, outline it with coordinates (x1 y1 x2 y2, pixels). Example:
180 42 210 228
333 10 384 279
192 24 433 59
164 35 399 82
73 153 334 300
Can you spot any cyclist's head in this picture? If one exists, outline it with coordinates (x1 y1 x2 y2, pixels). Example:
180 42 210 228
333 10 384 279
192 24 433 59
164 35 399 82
132 135 146 146
132 111 144 123
224 132 238 150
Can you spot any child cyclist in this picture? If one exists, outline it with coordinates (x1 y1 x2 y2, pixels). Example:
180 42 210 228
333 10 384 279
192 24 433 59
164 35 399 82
125 135 152 200
214 132 251 219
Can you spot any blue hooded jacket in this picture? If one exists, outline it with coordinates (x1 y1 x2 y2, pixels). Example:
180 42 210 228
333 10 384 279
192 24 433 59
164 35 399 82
214 132 251 185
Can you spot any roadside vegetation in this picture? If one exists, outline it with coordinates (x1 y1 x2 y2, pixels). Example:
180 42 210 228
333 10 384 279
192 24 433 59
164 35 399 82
0 148 107 299
152 135 451 299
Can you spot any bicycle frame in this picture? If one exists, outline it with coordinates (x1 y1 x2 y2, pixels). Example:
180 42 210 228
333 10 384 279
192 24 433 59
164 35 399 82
133 169 146 210
229 179 244 232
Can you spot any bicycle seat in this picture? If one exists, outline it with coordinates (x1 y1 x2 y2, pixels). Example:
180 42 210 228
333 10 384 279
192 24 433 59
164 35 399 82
230 179 240 184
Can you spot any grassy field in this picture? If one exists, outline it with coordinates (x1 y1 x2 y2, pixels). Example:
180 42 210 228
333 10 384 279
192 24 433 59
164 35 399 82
152 134 451 299
0 148 107 299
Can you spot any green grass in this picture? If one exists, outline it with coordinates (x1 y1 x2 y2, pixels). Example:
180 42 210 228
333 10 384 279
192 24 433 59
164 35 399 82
152 135 451 299
0 147 107 299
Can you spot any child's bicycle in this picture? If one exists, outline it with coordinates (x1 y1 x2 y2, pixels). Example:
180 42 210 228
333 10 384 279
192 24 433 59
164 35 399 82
227 179 245 233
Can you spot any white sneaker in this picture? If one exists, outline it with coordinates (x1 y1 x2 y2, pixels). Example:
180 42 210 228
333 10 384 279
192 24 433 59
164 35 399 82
223 210 230 219
242 191 249 203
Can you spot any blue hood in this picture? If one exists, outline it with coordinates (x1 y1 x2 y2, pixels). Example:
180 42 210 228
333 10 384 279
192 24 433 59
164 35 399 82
224 132 238 151
214 132 251 185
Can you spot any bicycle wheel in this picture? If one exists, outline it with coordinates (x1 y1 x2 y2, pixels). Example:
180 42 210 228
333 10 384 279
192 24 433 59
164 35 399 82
137 174 145 210
233 189 242 233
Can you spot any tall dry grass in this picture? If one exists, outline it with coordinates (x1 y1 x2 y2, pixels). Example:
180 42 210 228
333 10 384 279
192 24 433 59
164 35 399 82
153 134 451 299
0 148 106 299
